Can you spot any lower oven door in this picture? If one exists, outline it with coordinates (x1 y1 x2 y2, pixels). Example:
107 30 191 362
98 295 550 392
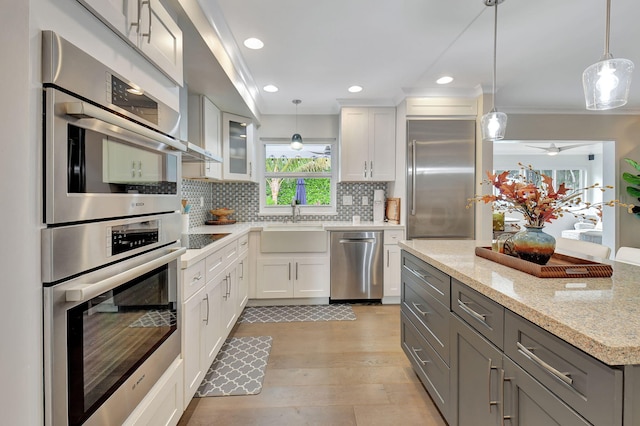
44 244 185 426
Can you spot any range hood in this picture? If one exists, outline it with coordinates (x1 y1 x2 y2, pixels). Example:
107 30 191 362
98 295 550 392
181 141 223 163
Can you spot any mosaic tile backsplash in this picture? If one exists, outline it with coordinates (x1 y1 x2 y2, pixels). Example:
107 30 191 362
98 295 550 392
181 179 387 229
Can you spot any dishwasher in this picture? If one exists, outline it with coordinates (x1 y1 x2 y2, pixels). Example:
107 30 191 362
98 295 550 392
330 231 383 301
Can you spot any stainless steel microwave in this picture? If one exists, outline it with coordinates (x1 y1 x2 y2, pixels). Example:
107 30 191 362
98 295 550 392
42 30 184 225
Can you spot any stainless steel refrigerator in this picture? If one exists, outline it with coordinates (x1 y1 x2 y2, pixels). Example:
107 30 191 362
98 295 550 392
407 120 476 239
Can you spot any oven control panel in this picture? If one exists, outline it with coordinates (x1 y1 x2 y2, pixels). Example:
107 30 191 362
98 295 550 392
107 219 161 256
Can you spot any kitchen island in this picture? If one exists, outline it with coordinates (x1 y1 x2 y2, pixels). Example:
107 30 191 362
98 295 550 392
398 239 640 425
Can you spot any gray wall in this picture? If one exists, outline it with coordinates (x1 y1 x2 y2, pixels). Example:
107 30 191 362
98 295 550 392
504 114 640 250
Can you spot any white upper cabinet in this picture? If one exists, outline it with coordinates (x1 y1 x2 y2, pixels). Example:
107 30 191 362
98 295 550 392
222 113 254 182
77 0 183 85
339 107 396 182
183 95 222 179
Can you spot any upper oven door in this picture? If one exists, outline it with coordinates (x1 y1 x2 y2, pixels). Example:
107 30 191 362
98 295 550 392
43 88 183 225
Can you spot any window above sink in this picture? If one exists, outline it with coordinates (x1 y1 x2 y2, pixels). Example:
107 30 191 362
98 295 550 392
258 140 337 216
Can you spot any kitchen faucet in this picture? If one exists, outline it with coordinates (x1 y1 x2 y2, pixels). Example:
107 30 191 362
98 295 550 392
291 198 300 223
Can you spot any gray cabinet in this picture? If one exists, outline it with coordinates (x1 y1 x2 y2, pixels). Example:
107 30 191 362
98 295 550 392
400 249 623 426
504 310 623 425
401 251 452 422
401 312 451 421
452 314 592 426
503 356 591 426
451 315 504 426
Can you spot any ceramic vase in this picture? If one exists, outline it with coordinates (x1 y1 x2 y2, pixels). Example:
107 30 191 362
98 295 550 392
511 225 556 265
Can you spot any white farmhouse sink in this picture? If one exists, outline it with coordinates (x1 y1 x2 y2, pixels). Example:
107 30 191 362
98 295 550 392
260 223 327 252
262 223 324 232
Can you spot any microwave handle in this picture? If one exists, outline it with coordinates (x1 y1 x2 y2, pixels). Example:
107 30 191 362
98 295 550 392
65 247 186 302
64 102 186 152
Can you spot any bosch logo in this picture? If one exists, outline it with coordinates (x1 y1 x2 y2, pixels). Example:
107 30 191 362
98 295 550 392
131 202 145 207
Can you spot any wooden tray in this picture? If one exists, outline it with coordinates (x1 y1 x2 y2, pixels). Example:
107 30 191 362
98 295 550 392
475 246 612 278
205 219 237 225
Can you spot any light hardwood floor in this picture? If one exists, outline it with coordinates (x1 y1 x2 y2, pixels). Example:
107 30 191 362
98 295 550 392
178 304 447 426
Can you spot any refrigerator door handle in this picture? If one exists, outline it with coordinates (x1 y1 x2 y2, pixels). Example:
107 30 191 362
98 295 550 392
411 140 416 216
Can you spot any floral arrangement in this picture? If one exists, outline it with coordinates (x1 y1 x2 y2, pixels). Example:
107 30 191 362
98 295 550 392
468 163 631 227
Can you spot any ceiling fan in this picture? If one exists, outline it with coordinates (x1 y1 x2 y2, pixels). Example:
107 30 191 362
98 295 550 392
309 145 331 156
525 143 590 156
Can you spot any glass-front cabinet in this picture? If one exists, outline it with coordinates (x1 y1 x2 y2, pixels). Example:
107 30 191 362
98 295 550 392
222 113 254 181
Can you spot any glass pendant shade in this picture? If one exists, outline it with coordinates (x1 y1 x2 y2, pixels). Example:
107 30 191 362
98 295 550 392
290 99 303 150
290 133 303 151
583 57 634 110
481 110 508 141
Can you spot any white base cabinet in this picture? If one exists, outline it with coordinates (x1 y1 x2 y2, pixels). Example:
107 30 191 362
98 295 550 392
383 229 404 301
256 255 329 299
182 262 224 403
181 236 242 406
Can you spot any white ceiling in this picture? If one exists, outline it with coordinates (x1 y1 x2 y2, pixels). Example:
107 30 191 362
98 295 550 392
185 0 640 117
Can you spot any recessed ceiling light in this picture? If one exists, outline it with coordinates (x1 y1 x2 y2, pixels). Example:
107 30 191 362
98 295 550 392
348 85 363 93
243 37 264 49
263 84 279 93
436 76 454 85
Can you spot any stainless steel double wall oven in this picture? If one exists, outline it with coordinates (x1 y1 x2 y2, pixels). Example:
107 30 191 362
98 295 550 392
41 31 186 426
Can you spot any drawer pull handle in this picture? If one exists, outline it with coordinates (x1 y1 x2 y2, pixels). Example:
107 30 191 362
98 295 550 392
487 359 500 412
411 302 429 317
411 347 430 366
516 342 573 386
457 299 487 323
193 272 202 282
203 294 210 325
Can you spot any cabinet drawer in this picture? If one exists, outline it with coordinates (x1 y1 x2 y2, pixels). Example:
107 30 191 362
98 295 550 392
182 259 206 301
383 229 404 244
205 241 237 282
504 310 623 426
451 279 504 349
401 251 450 308
237 233 249 255
402 274 450 364
401 312 450 421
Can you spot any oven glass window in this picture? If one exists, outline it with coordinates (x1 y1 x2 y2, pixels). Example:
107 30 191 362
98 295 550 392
66 265 176 426
67 124 178 195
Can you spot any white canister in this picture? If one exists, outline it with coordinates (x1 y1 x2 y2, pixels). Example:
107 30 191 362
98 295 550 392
181 214 189 234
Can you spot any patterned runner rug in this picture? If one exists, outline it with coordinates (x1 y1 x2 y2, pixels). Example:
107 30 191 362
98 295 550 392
195 336 272 397
128 310 176 328
238 304 356 323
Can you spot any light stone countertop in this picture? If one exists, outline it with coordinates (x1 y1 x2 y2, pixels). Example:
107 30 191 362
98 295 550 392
180 221 404 268
399 239 640 366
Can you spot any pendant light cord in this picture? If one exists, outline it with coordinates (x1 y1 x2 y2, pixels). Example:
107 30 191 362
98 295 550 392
603 0 611 58
492 1 498 111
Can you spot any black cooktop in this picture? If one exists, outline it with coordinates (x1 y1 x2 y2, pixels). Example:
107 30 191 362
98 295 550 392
182 233 230 250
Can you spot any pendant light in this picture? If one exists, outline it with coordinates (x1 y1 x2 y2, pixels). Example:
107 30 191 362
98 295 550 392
582 0 634 110
481 0 507 141
290 99 303 151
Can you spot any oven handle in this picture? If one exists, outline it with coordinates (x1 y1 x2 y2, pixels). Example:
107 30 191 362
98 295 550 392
64 102 186 152
65 247 186 302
